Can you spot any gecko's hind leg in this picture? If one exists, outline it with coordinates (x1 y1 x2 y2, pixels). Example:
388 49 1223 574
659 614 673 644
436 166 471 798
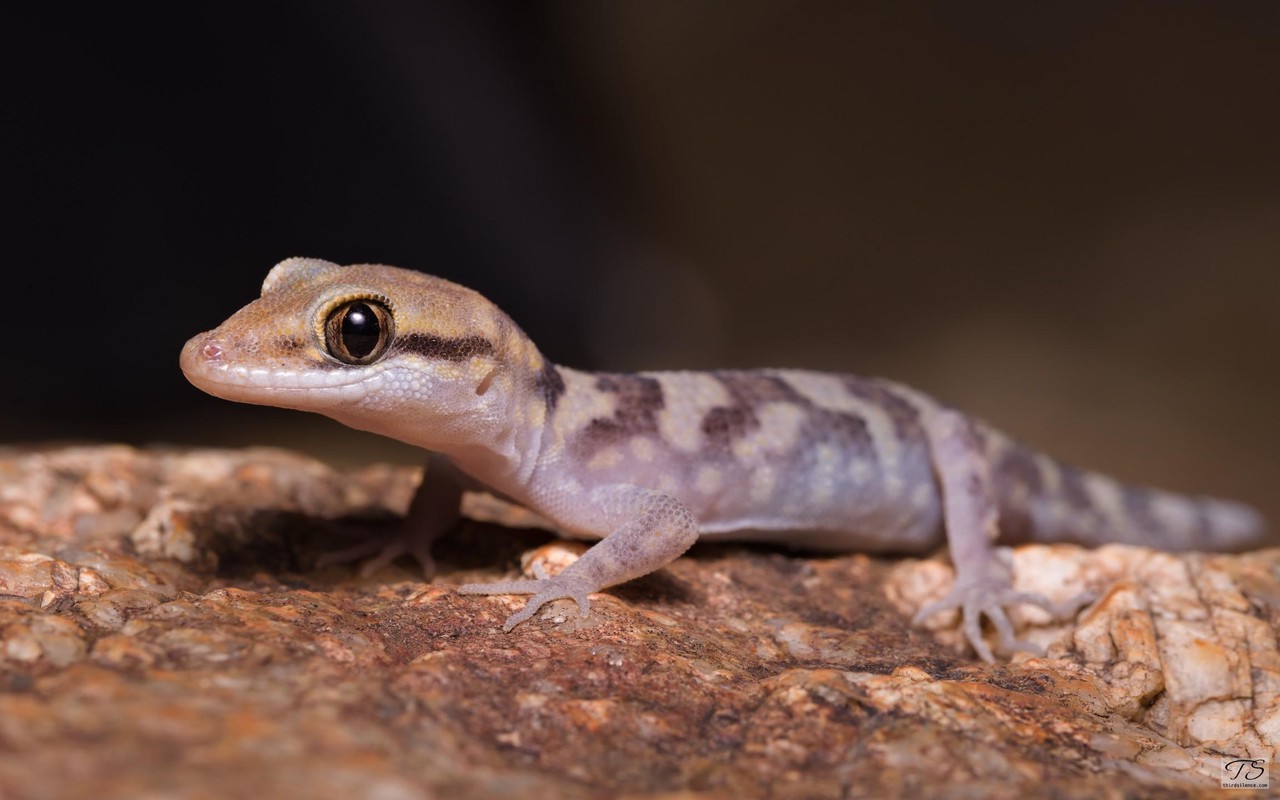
915 410 1091 661
912 546 1092 662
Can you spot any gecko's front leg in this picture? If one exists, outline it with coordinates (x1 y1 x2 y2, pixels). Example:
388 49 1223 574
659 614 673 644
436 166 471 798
317 452 464 577
458 485 699 631
914 410 1089 661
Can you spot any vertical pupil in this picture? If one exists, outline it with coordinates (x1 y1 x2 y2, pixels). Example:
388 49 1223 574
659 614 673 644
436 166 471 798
342 303 380 358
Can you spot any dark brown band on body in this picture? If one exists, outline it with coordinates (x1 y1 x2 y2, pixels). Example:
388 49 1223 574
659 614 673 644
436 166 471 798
700 371 877 463
576 374 665 451
841 377 925 442
535 362 567 412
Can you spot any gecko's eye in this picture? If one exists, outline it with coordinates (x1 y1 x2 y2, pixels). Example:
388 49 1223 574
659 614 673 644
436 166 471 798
324 300 393 364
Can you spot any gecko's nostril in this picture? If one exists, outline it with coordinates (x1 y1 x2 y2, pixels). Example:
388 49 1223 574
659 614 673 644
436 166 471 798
202 342 224 361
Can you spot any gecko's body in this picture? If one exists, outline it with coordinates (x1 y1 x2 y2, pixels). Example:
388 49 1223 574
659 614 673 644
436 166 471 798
180 258 1268 661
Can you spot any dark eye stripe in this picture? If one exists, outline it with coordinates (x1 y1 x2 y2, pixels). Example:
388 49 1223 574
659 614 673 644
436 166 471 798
396 332 495 362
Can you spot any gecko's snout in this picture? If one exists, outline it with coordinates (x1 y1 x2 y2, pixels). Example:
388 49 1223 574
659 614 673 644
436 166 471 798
179 332 223 379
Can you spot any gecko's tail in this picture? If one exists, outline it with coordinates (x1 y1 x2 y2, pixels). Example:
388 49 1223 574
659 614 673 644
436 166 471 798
1125 488 1270 552
1198 495 1271 551
990 437 1271 553
1037 472 1268 552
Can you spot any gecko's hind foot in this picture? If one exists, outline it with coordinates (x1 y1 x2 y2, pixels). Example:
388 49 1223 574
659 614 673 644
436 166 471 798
458 577 593 631
913 581 1093 663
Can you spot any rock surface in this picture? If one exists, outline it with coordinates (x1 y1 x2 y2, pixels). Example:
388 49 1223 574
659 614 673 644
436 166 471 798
0 445 1274 799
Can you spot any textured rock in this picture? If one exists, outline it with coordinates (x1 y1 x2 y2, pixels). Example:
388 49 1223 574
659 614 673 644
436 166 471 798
0 444 1274 799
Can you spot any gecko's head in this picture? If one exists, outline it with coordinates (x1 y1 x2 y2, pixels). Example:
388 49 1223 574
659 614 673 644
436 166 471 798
180 258 541 447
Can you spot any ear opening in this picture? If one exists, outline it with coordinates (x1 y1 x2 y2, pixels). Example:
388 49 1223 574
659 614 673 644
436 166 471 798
475 366 499 396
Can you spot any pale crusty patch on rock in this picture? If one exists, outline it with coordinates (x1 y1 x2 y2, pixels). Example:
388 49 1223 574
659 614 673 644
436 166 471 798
888 542 1280 768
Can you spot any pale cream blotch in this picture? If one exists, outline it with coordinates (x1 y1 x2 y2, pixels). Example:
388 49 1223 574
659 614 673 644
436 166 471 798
1152 495 1197 531
587 446 623 471
656 473 680 494
779 371 851 409
655 374 730 453
731 402 805 462
807 443 841 506
1049 501 1072 526
883 474 906 498
849 459 874 487
524 396 547 432
558 476 584 496
1151 495 1198 547
1035 453 1062 496
553 371 618 440
629 437 657 462
1083 473 1127 530
909 481 933 510
695 465 723 495
749 465 778 503
1007 483 1031 508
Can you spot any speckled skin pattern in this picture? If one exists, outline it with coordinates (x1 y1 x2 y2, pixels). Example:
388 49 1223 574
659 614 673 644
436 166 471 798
180 258 1269 661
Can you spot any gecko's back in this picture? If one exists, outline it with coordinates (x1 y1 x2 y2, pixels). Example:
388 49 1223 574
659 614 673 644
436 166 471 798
529 367 944 553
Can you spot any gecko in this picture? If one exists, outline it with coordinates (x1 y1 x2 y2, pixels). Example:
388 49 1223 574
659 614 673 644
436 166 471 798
179 258 1269 661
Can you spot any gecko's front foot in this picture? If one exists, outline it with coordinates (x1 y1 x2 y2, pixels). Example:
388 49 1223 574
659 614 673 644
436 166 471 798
315 523 440 579
457 571 593 632
912 563 1092 662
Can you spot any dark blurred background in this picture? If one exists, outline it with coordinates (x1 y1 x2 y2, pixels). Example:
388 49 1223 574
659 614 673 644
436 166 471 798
2 2 1277 521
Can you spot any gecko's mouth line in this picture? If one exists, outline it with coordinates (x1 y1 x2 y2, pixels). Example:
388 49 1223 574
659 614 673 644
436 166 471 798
182 366 382 393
